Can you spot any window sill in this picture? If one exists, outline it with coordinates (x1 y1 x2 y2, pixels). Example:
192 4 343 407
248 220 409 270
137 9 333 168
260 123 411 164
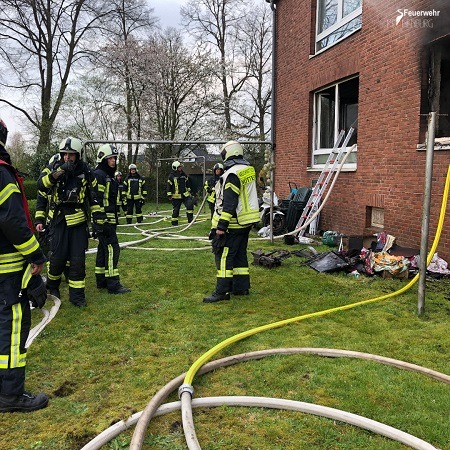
307 166 357 172
417 137 450 151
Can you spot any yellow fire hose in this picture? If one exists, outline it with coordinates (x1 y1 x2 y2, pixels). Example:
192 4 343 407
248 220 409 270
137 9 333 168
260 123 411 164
175 165 450 450
183 165 450 386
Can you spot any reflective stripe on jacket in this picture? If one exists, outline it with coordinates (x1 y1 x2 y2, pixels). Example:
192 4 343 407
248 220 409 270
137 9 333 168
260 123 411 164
124 175 147 200
212 163 259 230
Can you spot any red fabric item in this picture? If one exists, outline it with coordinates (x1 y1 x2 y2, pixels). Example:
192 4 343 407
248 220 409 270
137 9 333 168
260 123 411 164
0 159 35 232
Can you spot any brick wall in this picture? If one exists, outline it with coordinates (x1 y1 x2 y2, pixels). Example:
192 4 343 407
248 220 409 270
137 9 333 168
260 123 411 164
274 0 450 261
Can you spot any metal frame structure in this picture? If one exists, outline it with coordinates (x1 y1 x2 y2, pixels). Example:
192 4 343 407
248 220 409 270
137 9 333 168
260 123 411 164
84 138 272 211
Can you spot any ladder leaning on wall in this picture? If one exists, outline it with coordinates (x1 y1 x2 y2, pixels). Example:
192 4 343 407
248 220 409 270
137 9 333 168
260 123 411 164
295 127 355 237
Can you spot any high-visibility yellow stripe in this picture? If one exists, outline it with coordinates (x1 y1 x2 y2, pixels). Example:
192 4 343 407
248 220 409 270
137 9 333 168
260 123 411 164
0 355 8 369
68 279 85 289
107 244 114 277
0 252 24 263
21 264 32 289
217 247 229 278
233 267 249 276
0 183 20 205
14 235 40 256
11 303 26 368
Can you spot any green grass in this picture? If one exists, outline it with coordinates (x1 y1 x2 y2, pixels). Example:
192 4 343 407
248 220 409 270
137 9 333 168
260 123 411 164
4 202 450 450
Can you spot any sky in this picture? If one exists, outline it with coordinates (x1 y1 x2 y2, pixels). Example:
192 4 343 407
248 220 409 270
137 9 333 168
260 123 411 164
0 0 187 137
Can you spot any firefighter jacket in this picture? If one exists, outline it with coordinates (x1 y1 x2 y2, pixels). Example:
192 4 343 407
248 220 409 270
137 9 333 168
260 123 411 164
36 159 104 227
124 173 147 201
212 158 259 231
167 170 191 199
0 160 46 284
116 179 127 207
93 162 119 225
204 174 220 204
35 162 57 226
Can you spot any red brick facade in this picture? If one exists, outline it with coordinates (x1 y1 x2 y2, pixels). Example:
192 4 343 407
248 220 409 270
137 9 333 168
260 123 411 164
273 0 450 260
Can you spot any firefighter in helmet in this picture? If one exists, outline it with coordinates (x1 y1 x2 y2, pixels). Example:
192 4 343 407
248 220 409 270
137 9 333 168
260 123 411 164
124 164 147 224
204 162 224 219
114 171 127 214
167 160 194 226
36 136 105 307
203 141 259 303
0 119 48 412
92 144 130 294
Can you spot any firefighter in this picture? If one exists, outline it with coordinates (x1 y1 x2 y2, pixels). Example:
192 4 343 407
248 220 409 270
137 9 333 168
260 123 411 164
204 162 224 219
0 119 49 412
93 145 131 294
124 164 147 224
35 153 70 282
167 161 194 226
36 136 105 307
203 141 259 303
114 171 127 214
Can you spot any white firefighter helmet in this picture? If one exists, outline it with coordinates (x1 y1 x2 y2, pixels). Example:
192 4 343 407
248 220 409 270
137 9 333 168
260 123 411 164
220 140 243 161
128 163 137 171
114 171 122 177
59 136 83 156
172 160 181 171
213 162 224 171
48 153 60 165
96 143 118 163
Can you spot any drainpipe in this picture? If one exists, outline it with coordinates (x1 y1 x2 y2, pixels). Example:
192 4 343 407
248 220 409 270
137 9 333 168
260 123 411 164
418 112 436 315
266 0 277 242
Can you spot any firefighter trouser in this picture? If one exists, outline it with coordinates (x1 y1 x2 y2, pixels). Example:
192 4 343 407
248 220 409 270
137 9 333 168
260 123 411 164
0 273 31 396
95 224 121 290
207 200 215 219
126 198 143 224
47 220 88 306
213 227 251 295
171 197 194 226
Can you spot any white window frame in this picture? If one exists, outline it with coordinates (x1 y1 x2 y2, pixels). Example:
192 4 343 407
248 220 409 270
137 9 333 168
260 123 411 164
312 77 358 170
315 0 363 53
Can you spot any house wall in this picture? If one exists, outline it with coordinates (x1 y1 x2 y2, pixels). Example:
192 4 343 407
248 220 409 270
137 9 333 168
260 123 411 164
274 0 450 260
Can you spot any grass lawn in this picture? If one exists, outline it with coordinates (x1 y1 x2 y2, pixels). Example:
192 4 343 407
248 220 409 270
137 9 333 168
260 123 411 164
4 203 450 450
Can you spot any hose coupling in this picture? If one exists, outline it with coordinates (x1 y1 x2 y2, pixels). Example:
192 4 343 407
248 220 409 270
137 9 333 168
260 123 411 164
178 383 194 399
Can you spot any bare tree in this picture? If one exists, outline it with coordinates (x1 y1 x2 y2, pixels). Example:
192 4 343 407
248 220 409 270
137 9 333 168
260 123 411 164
0 0 113 153
181 0 250 136
234 1 272 142
96 0 157 162
139 29 216 166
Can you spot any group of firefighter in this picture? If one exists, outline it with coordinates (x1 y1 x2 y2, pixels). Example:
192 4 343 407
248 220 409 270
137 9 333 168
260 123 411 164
0 119 259 412
34 138 147 307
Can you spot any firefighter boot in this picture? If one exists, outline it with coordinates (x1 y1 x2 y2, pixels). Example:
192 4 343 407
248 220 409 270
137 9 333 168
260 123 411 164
0 391 49 413
187 212 194 223
203 291 230 303
69 286 87 307
107 278 131 295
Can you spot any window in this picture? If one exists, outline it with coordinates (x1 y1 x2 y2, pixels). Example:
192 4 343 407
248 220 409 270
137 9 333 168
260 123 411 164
427 38 450 138
316 0 363 52
312 77 358 168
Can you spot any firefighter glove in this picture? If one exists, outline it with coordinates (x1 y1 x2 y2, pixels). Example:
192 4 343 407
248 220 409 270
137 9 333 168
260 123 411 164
28 275 47 309
91 222 104 238
211 233 226 255
59 160 75 173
